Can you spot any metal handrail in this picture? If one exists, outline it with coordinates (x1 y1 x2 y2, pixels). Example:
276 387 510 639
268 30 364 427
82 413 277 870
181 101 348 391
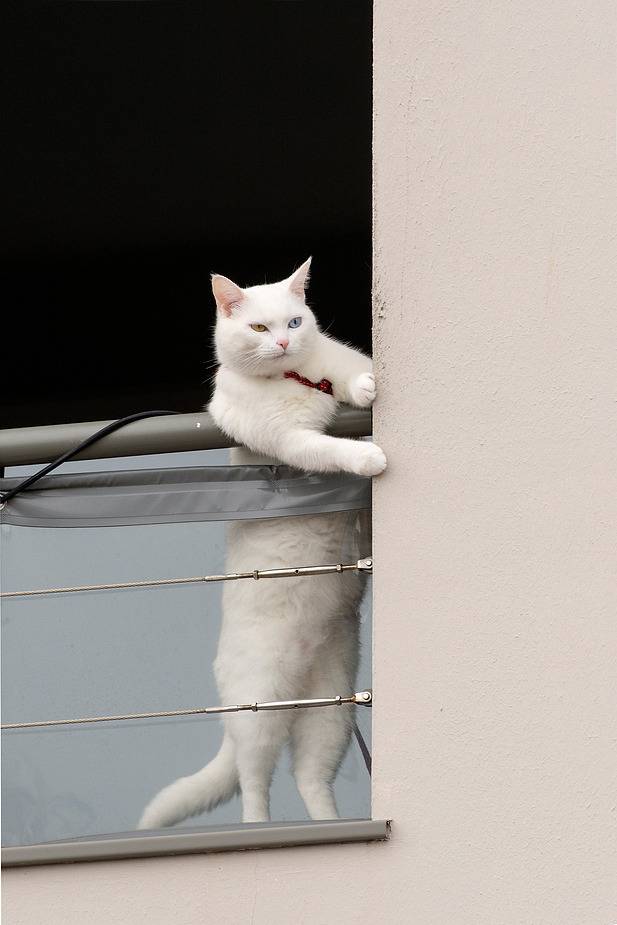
0 407 371 467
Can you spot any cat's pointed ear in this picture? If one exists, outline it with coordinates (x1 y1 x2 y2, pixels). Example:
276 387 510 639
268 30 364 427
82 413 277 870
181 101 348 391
211 274 245 317
287 257 312 300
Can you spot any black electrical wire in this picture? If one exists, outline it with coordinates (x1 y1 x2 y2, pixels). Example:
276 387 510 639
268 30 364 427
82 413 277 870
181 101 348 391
0 410 177 505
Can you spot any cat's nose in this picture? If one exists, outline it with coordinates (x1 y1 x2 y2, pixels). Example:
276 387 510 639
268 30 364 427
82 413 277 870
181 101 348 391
276 338 289 351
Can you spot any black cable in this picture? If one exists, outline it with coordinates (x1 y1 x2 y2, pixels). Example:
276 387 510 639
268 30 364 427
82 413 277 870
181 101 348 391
0 410 177 505
353 723 372 776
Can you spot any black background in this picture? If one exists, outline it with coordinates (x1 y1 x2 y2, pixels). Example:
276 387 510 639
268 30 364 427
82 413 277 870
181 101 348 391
2 1 372 429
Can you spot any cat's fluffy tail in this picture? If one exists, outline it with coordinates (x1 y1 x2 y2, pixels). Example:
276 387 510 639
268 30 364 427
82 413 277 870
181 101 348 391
137 735 239 830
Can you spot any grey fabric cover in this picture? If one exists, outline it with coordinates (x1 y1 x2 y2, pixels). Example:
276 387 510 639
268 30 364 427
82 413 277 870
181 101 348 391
0 466 371 528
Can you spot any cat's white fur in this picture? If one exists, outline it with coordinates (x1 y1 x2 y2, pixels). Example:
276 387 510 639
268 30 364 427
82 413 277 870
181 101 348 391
138 260 382 828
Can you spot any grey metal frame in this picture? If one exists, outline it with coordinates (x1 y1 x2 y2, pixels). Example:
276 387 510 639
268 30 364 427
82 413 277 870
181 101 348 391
1 820 389 867
0 407 371 467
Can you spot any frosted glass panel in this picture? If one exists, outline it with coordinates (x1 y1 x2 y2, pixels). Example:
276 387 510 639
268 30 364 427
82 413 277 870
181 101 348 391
1 473 372 848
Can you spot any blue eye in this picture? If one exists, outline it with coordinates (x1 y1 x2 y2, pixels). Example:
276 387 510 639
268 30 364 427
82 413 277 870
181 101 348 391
288 317 302 329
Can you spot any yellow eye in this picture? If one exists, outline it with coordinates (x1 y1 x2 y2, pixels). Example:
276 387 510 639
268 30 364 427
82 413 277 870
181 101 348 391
250 324 268 333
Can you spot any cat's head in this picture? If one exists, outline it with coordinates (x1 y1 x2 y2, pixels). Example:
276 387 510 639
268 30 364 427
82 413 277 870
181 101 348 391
212 259 319 375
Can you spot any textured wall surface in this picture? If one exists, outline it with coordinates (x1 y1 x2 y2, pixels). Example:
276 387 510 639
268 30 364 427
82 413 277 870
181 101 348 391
3 1 616 922
371 2 616 922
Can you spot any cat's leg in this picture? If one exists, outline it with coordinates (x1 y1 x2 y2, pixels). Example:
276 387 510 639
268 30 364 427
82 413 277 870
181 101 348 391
226 712 292 823
291 699 354 820
276 429 386 477
290 642 358 820
317 335 376 409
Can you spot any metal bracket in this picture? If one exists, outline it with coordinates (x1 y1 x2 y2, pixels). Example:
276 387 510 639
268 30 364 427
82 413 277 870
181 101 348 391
356 557 373 573
353 689 373 706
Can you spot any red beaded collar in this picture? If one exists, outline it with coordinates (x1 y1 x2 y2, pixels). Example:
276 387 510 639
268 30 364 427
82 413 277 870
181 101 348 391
284 370 334 396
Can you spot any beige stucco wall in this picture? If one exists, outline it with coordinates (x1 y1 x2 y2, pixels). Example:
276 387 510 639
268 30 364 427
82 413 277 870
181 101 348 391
3 2 616 922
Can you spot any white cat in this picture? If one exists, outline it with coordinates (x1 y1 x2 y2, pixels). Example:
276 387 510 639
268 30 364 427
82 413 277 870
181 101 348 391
208 257 386 478
138 260 383 828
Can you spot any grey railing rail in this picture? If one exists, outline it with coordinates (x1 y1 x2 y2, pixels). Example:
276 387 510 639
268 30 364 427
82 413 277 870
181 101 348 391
0 407 371 467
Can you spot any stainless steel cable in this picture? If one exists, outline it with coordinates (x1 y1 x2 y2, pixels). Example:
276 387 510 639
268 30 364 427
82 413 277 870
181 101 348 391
1 690 373 730
0 558 373 600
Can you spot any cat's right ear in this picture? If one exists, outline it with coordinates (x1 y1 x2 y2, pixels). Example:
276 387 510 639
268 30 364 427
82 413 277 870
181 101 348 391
211 274 245 317
287 257 312 299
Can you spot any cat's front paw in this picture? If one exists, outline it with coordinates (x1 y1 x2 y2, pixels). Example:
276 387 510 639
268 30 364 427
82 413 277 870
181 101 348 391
351 442 387 477
349 372 377 408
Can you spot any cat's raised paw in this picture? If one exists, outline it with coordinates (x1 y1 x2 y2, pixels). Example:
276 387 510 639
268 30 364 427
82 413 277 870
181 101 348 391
352 442 387 477
349 372 377 408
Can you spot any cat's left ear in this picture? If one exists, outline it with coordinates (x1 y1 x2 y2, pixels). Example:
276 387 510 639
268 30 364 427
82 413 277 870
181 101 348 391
287 257 312 300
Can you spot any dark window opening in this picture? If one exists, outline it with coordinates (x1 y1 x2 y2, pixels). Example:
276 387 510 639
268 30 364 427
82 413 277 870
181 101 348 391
2 1 372 429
